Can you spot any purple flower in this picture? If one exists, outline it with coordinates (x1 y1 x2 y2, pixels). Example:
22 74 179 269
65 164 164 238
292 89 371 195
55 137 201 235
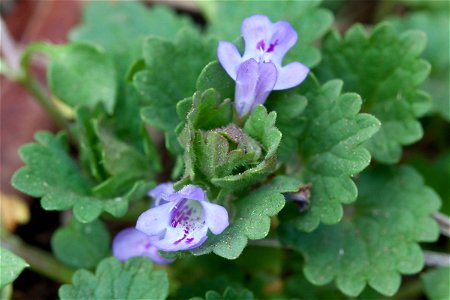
218 15 309 116
112 228 174 264
136 184 229 252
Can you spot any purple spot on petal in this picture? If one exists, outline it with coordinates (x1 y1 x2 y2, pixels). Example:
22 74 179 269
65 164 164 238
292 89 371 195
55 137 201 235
186 238 194 244
174 234 187 245
267 40 278 53
256 40 265 51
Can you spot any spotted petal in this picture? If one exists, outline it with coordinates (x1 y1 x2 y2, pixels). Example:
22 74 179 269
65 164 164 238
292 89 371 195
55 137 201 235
112 228 173 264
242 15 272 59
274 62 309 90
150 199 209 251
235 59 277 116
267 20 298 66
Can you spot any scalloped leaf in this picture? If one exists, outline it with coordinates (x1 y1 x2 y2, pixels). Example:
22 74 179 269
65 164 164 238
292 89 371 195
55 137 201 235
191 287 255 300
316 23 432 163
0 247 29 288
189 176 301 259
421 267 450 300
11 131 152 223
51 218 110 269
279 165 441 297
136 29 217 154
199 0 333 67
59 257 169 299
293 80 380 231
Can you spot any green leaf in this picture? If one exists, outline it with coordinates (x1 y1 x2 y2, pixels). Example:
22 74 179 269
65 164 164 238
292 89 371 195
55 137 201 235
136 29 217 154
199 0 333 67
192 286 255 300
279 165 441 297
71 2 194 74
190 176 301 259
0 247 29 288
59 256 169 300
196 61 235 101
51 218 110 269
294 80 380 231
11 131 149 222
421 267 450 300
48 43 117 113
388 11 450 121
316 23 432 163
265 92 308 161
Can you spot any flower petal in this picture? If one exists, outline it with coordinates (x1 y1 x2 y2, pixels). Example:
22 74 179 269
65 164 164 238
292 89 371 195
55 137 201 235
235 58 259 116
151 200 208 251
218 41 242 79
148 182 174 206
235 59 277 116
176 185 206 202
273 62 309 90
200 201 229 235
268 20 298 66
112 228 173 264
242 15 272 59
253 61 278 107
136 202 173 236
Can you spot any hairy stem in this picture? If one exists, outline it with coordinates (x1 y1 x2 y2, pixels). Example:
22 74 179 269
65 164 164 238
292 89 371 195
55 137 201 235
1 235 75 284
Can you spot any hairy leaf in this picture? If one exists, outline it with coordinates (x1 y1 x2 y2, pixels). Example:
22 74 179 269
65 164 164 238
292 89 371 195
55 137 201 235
11 132 151 222
279 166 441 297
59 257 169 300
294 80 380 231
317 23 431 163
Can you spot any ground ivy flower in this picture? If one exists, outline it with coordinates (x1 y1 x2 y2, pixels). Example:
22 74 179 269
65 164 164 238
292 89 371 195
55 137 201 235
136 184 229 252
112 228 174 264
218 14 309 116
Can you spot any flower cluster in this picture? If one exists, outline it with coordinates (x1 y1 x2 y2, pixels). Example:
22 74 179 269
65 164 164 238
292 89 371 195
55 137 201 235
113 183 229 264
218 15 309 116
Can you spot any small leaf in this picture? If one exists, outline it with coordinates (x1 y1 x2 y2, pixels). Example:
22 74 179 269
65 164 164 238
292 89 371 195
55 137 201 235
196 61 235 100
48 43 117 113
293 79 380 231
51 218 110 268
317 23 431 163
279 165 441 297
421 267 450 300
59 256 169 300
0 247 29 288
190 176 301 259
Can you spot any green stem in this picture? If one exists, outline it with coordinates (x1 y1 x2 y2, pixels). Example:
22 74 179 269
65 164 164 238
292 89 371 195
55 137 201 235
1 235 75 284
16 43 77 144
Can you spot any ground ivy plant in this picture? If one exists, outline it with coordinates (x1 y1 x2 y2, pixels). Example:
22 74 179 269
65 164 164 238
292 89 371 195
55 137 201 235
1 1 448 299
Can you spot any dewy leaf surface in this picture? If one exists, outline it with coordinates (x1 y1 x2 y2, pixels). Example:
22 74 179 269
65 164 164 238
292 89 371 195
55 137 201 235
51 218 110 269
0 247 28 288
317 23 431 163
189 176 301 259
279 166 441 297
294 80 380 231
135 29 217 153
11 132 149 223
59 257 169 300
199 0 333 67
